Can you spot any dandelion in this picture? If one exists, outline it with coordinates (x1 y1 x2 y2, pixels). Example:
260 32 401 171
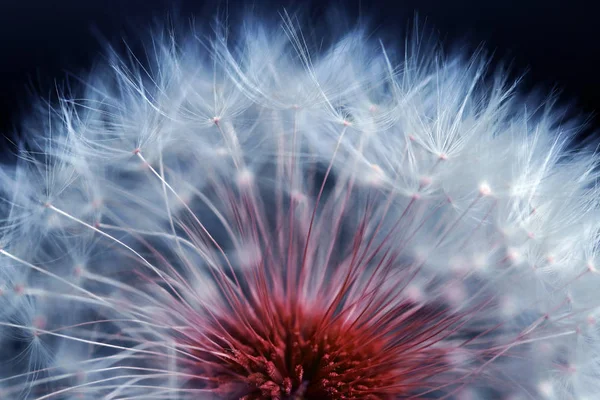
1 10 600 400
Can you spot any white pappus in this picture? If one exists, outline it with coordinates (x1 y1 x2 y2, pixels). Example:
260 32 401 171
0 9 599 400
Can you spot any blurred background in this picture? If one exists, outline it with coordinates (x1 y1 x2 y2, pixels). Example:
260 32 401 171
0 0 598 146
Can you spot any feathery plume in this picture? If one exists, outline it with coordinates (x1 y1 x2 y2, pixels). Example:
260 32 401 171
1 10 599 400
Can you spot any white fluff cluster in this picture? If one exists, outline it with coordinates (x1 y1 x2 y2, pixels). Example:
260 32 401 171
0 13 599 399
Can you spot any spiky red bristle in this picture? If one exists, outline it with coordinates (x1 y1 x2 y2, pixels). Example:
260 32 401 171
180 292 468 399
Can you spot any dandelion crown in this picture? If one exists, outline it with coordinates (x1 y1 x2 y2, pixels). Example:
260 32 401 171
1 9 599 400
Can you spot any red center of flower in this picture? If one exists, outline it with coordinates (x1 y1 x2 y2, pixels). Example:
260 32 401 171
185 299 457 399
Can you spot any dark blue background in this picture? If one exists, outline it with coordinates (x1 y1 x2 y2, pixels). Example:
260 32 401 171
0 0 598 140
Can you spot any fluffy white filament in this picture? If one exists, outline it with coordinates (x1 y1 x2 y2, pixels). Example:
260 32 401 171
0 12 599 400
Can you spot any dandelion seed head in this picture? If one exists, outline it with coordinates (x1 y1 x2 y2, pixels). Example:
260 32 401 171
1 8 600 400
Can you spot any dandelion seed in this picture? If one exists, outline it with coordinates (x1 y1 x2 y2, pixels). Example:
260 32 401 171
1 9 600 400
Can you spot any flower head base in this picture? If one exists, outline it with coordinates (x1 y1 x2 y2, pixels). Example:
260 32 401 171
193 300 454 399
176 200 477 400
1 10 600 400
